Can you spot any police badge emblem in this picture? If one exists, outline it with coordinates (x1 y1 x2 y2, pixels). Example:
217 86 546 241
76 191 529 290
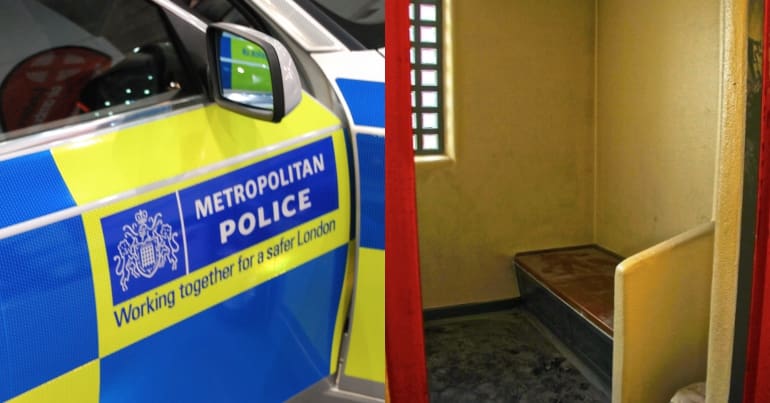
113 210 180 292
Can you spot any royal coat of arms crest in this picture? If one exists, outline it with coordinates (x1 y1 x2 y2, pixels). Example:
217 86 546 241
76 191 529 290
113 210 180 292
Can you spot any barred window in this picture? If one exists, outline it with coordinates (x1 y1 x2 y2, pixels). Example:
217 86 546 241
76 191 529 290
410 0 443 155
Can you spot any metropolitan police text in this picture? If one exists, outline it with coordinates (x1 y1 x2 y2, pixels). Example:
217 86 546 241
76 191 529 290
193 153 326 244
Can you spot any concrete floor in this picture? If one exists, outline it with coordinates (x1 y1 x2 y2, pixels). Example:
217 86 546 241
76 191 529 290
424 308 610 403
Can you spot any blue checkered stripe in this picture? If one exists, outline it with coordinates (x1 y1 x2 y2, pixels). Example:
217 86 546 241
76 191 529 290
0 150 349 402
0 151 97 401
356 134 384 250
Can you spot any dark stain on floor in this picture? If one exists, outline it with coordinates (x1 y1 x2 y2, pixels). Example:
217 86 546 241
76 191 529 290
425 308 610 403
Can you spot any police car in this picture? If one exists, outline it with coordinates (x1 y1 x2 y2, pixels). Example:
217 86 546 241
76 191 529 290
0 0 384 402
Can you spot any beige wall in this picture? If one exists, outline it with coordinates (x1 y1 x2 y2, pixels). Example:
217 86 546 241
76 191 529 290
594 0 721 256
416 0 596 308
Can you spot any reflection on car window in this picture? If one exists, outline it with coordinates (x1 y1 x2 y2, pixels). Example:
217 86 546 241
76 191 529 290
171 0 270 35
307 0 384 49
0 0 195 140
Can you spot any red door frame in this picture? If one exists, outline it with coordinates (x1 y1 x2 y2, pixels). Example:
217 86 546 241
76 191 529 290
384 0 430 401
744 1 770 401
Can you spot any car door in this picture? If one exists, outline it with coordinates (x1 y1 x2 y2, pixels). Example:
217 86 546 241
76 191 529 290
0 1 354 402
268 1 387 396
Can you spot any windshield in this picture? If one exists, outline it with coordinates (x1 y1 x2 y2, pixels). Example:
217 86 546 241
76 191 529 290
302 0 384 49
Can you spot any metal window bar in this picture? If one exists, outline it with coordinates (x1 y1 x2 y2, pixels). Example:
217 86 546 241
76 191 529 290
410 0 443 155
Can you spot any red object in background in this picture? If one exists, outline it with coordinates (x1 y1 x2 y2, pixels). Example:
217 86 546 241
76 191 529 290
385 0 429 401
0 46 110 132
745 0 770 401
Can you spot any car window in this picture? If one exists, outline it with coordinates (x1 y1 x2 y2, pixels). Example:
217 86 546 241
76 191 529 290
178 0 246 24
171 0 268 32
301 0 384 49
0 0 198 141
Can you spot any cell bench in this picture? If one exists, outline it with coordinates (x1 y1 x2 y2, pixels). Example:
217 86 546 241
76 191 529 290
513 244 623 387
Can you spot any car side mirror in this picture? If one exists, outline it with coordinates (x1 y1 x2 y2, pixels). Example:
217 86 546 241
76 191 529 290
206 23 302 122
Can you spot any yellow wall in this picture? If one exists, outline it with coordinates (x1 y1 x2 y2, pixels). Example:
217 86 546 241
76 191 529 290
416 0 596 308
418 0 723 309
613 223 714 403
594 0 721 256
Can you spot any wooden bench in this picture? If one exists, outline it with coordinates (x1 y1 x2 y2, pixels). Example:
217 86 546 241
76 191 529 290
513 245 622 387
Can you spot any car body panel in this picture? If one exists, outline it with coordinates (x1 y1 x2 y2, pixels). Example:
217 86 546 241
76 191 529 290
0 77 355 403
308 50 385 394
240 0 386 395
